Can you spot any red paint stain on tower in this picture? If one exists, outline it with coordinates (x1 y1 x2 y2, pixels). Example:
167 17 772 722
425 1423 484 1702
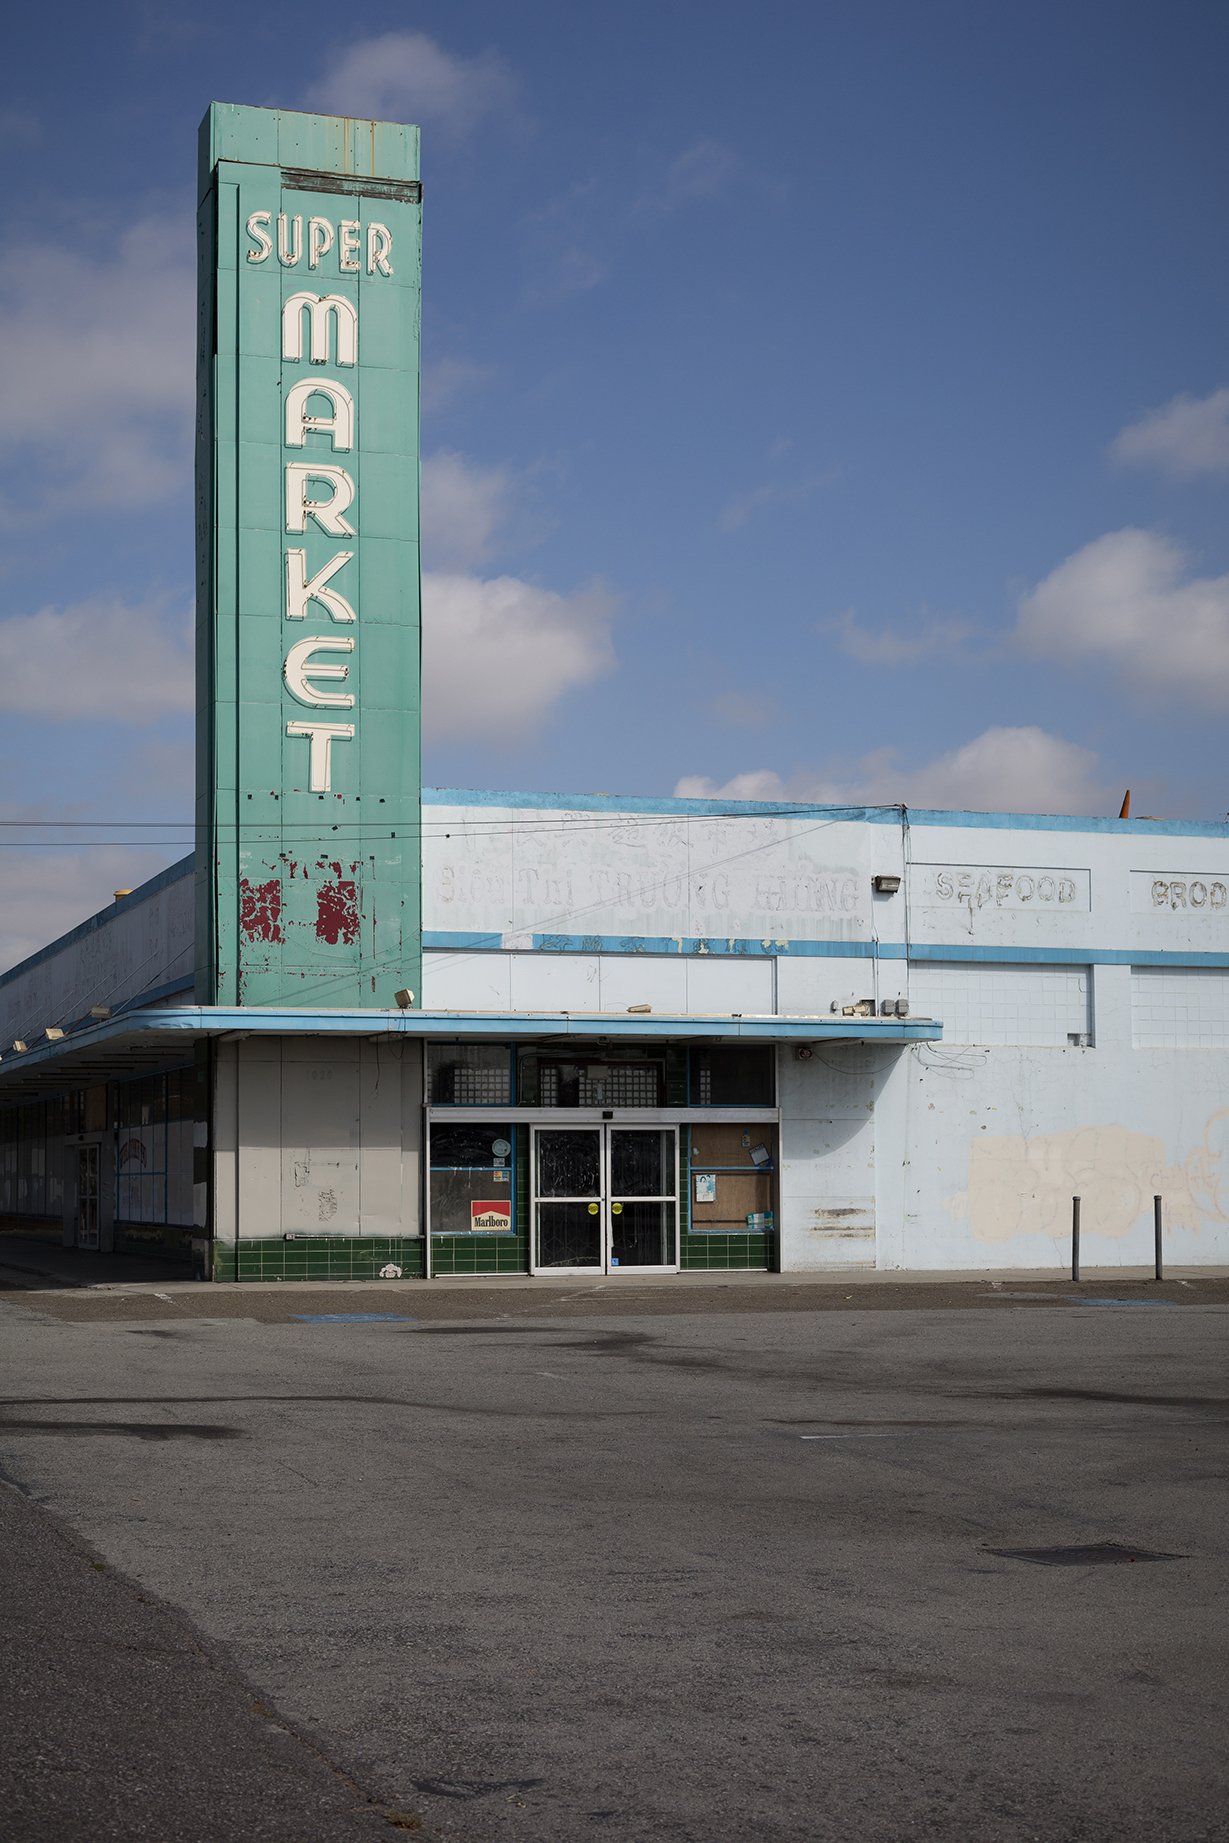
316 863 359 944
239 878 284 943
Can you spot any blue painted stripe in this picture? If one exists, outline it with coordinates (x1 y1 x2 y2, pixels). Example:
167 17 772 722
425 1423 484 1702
907 945 1229 968
906 808 1229 838
0 1007 944 1074
423 930 1229 970
423 787 1228 838
424 788 901 822
425 931 896 959
422 931 506 952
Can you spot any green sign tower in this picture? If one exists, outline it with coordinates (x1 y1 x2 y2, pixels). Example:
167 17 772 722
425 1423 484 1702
195 104 422 1008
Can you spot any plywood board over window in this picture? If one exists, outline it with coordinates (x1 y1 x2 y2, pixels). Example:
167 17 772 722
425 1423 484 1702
689 1125 776 1231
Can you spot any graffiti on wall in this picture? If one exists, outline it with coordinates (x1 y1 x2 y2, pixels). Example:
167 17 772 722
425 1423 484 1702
949 1111 1229 1243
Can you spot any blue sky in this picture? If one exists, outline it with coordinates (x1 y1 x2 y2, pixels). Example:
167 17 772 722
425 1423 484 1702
2 0 1228 967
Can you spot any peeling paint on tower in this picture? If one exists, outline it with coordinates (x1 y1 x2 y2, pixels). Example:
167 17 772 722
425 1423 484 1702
195 102 423 1009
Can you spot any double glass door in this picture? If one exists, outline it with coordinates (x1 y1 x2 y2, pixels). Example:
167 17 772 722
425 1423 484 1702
533 1127 678 1273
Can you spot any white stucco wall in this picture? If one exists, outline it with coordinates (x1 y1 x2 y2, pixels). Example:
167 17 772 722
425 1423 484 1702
425 795 1229 1270
0 858 193 1048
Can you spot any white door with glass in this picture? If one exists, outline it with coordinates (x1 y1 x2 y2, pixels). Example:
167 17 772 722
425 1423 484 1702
532 1126 678 1273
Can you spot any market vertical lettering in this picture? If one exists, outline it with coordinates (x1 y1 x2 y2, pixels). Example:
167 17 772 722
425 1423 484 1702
278 288 368 789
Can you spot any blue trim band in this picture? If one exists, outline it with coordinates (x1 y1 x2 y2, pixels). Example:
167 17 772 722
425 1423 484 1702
423 931 1229 970
0 1006 943 1089
423 930 896 959
424 787 900 822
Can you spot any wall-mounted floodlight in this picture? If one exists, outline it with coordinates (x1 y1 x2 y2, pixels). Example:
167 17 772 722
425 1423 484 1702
44 1027 64 1042
394 988 415 1009
113 889 133 901
89 1007 112 1021
872 874 902 894
12 1040 27 1053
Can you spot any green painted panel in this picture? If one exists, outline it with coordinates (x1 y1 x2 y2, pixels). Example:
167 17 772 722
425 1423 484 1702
196 104 422 1009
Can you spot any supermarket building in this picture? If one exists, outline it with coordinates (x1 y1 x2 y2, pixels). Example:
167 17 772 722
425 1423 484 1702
0 103 1226 1280
1 796 1227 1281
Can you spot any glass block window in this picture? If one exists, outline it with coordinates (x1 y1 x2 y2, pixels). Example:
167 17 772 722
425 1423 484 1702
539 1060 663 1107
428 1044 513 1106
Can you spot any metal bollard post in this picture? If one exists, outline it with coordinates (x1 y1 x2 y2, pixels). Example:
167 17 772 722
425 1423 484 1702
1072 1195 1081 1283
1154 1195 1164 1283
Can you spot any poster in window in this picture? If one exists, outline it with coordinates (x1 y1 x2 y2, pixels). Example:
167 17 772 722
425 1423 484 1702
470 1200 513 1234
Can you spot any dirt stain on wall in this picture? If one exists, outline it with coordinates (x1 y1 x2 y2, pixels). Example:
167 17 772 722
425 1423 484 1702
951 1111 1229 1243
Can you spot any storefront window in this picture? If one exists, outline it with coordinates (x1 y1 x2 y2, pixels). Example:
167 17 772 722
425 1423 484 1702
114 1069 194 1227
0 1100 66 1219
688 1045 775 1106
429 1123 515 1235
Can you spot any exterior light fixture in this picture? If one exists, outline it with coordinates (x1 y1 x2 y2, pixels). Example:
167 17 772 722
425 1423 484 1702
44 1027 64 1042
89 1006 112 1021
873 874 902 894
113 888 133 901
12 1040 28 1053
394 987 415 1009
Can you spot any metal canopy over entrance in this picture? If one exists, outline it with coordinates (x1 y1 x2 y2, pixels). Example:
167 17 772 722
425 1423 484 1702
0 1004 942 1104
532 1125 679 1275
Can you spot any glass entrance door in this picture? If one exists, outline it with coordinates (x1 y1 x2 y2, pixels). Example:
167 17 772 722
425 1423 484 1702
532 1126 677 1274
534 1127 603 1270
76 1144 100 1250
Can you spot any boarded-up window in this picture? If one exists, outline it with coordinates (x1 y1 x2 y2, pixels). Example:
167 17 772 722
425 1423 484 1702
688 1124 776 1231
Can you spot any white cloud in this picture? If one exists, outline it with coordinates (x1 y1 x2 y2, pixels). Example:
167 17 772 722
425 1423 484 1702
302 31 518 142
0 595 193 721
0 845 174 979
421 355 494 417
825 608 973 666
526 139 739 302
720 470 839 531
1110 388 1229 477
521 179 610 303
637 138 739 215
421 451 518 570
676 725 1110 817
1016 528 1229 709
422 572 615 740
0 214 194 522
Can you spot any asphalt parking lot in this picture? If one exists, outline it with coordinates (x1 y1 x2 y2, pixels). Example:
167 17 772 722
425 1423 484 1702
1 1280 1227 1842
